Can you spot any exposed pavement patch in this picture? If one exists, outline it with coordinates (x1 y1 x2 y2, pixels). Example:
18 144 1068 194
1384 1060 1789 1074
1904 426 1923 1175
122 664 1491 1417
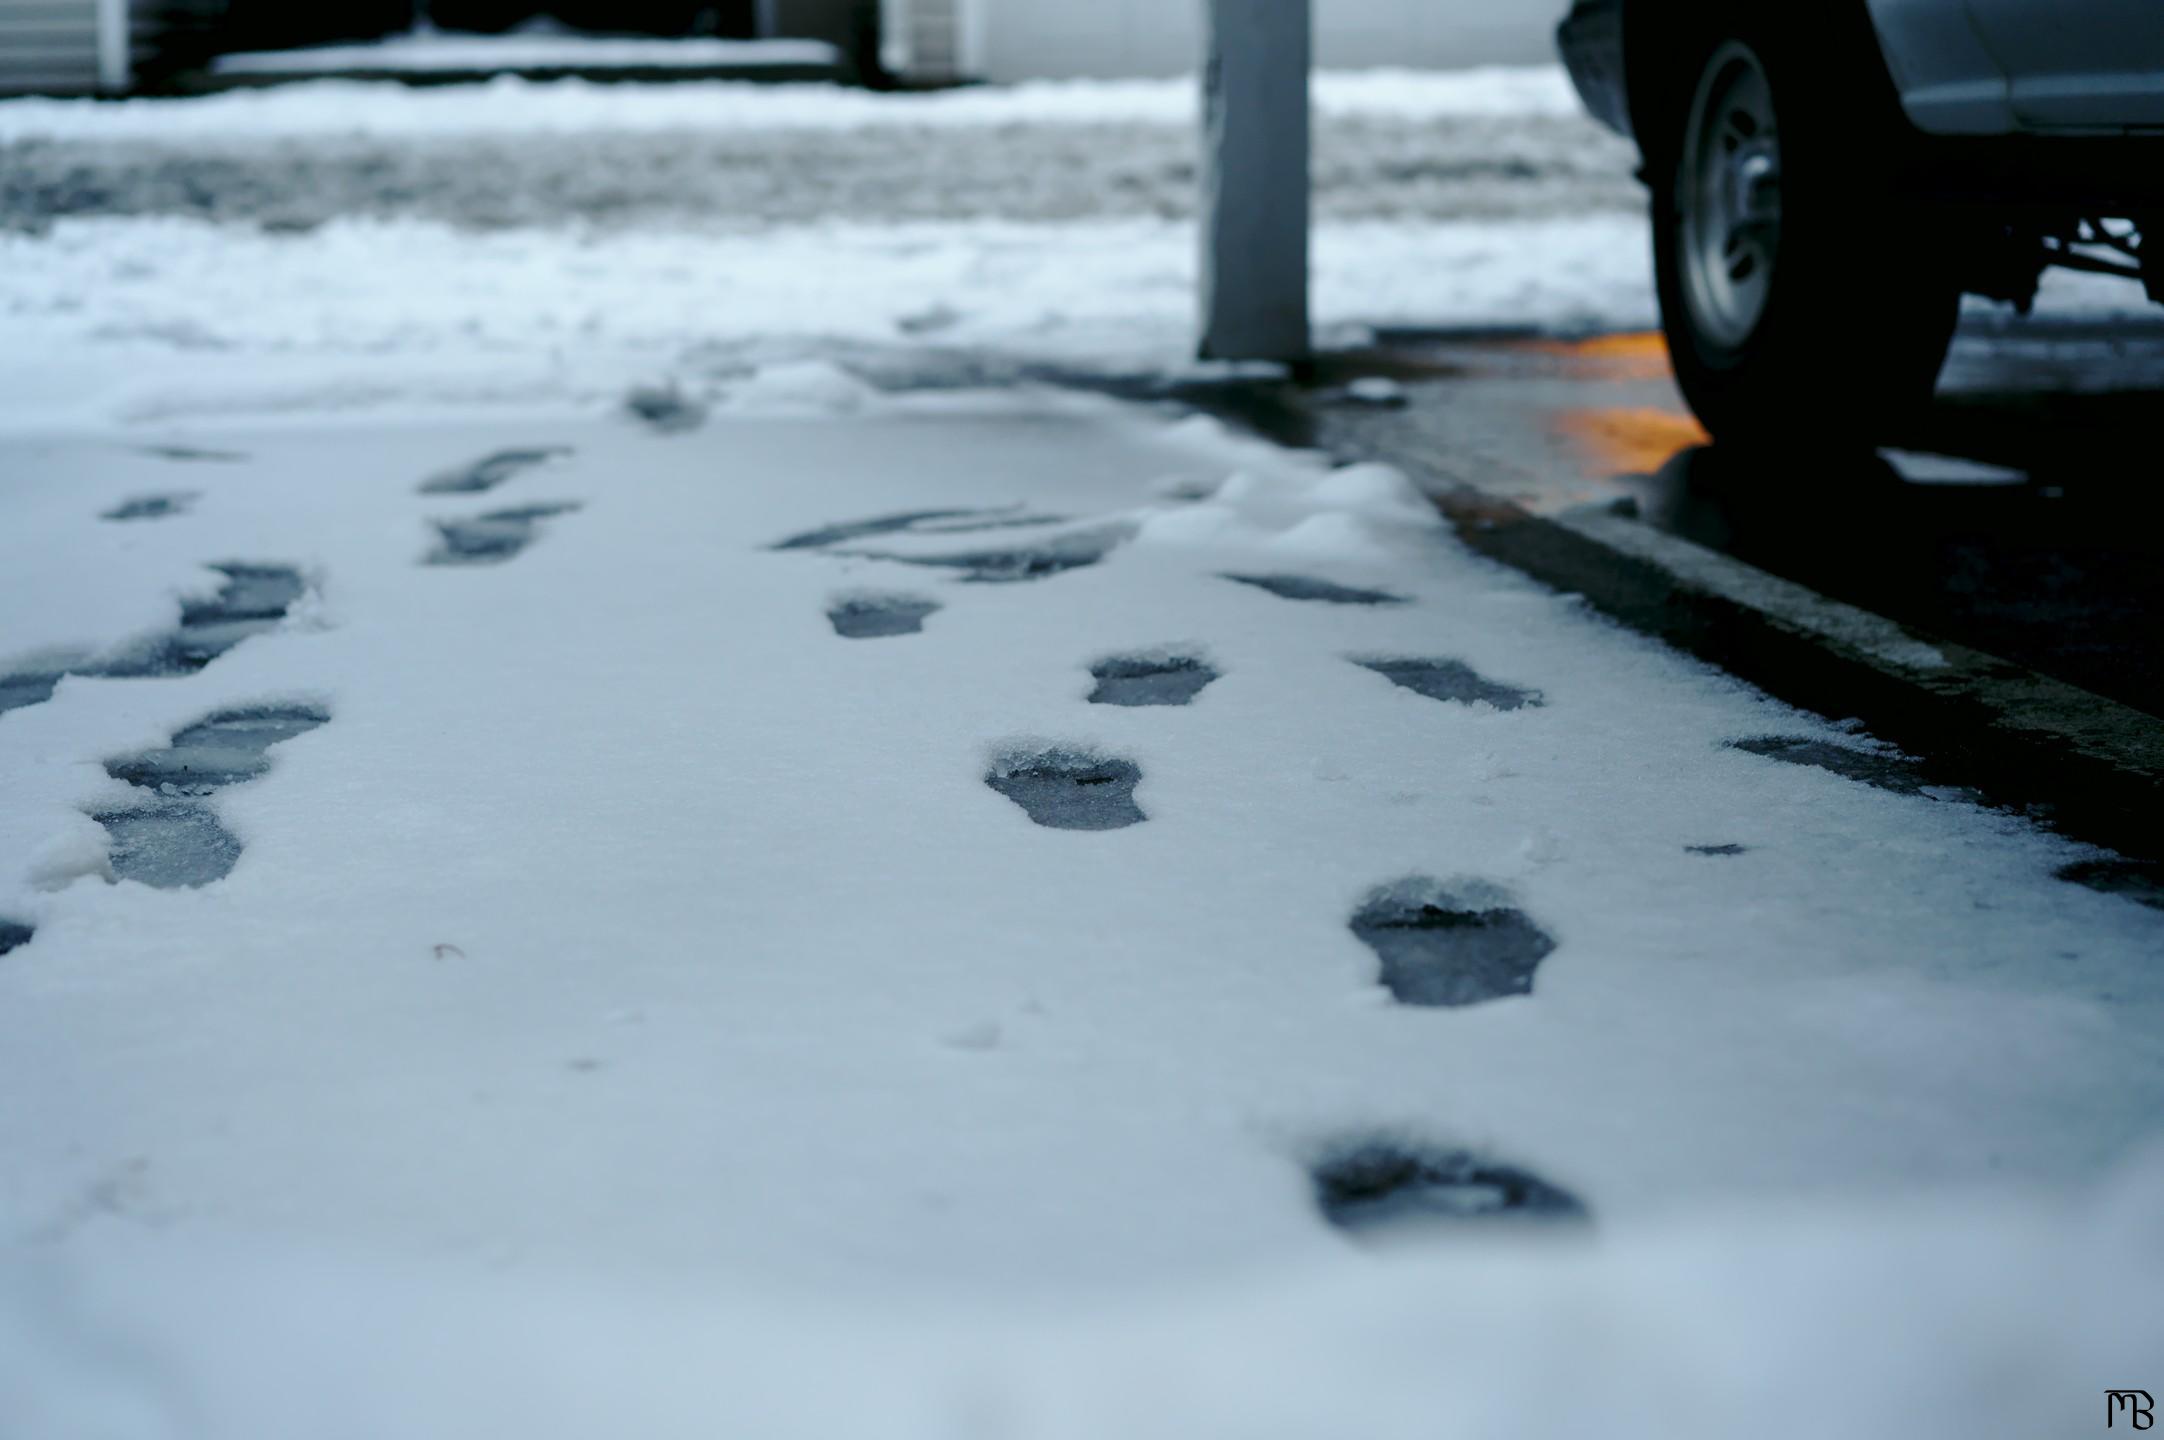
93 701 329 889
860 525 1133 584
93 563 308 679
1349 878 1557 1007
1312 1140 1588 1237
1223 573 1407 606
105 703 330 795
427 504 581 566
1354 657 1542 710
986 748 1146 831
93 801 244 889
418 447 571 496
771 506 1065 552
827 593 942 640
1087 653 1220 707
1687 843 1750 857
6 563 307 717
1729 736 1933 797
101 493 199 523
0 920 33 957
2058 858 2164 911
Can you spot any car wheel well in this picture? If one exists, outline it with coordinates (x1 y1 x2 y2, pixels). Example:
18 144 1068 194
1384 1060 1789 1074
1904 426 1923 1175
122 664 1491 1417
1621 0 1894 169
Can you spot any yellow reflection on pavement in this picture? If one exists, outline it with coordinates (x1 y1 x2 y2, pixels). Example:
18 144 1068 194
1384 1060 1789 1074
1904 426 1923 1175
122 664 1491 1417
1554 405 1708 478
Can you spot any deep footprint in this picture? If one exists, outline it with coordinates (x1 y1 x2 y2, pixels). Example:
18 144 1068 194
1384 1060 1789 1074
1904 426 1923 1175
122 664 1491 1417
3 565 306 715
986 748 1146 831
772 506 1064 552
828 594 941 640
94 801 245 889
1312 1140 1588 1236
1223 573 1407 606
1350 879 1557 1007
0 920 32 957
419 447 571 496
1088 653 1219 707
859 525 1133 584
105 703 330 794
102 493 199 522
427 504 581 566
1355 657 1541 710
93 563 308 678
1729 736 1932 796
94 701 329 888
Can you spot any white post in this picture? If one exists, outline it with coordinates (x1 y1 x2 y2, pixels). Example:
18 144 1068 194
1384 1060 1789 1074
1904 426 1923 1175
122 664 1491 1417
95 0 132 93
1197 0 1311 362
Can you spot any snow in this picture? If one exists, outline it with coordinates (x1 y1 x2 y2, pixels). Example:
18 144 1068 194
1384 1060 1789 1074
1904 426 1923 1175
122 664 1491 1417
0 65 1585 142
211 23 838 79
2 381 2161 1323
4 64 2162 1434
8 1148 2164 1439
0 214 1657 431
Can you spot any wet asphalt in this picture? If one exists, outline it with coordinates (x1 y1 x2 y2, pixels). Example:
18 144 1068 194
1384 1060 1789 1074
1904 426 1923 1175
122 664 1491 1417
1223 313 2164 728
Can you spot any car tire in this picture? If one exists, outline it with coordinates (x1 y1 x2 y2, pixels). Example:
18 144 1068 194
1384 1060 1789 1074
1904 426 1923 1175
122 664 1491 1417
1650 12 1960 448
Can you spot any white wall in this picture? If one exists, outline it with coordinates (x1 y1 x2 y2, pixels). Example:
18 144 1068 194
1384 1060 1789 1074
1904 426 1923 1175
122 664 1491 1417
963 0 1566 83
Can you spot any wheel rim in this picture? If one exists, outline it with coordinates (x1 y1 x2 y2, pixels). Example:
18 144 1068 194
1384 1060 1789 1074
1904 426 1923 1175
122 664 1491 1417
1679 41 1782 350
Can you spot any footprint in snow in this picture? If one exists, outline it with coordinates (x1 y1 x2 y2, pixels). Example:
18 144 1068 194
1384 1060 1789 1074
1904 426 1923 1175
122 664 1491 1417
849 525 1133 585
827 593 942 640
427 504 581 566
102 493 200 523
770 506 1066 552
418 446 572 496
93 702 330 889
1311 1139 1587 1238
1087 652 1219 707
135 445 246 464
1222 573 1407 606
1353 657 1541 711
623 384 707 435
1348 877 1557 1008
1 562 309 717
986 748 1146 831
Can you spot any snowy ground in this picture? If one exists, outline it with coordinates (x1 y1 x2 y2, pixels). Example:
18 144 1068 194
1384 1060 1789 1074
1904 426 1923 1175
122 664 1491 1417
4 69 2163 1436
0 66 1652 433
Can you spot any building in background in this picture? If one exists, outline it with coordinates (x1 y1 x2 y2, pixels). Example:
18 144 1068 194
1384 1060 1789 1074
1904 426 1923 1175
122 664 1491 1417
0 0 1555 96
879 0 1555 85
0 0 873 94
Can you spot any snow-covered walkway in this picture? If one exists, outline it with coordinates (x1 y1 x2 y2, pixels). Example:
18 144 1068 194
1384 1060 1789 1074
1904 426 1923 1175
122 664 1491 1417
2 370 2161 1433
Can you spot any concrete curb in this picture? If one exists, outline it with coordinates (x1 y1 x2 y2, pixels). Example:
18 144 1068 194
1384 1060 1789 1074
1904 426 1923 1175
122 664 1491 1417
1171 376 2164 877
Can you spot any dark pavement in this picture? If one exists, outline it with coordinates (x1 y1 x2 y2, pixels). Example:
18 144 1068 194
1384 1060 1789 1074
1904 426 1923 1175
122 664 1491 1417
1262 315 2164 726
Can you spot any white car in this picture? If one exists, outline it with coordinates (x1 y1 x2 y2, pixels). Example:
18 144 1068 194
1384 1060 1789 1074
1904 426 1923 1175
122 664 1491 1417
1557 0 2164 442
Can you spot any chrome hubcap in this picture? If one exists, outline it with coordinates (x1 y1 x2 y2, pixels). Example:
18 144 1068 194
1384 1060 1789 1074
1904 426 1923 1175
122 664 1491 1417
1680 42 1781 349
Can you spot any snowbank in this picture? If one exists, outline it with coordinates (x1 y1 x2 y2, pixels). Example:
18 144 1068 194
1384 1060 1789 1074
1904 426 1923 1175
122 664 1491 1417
0 64 1584 143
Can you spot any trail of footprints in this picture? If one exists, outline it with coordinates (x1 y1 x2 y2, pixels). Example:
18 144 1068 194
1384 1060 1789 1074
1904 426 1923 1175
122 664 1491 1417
776 503 1593 1236
0 444 586 947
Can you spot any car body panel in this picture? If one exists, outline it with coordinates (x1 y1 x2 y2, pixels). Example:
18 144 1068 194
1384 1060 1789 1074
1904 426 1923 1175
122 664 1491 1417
1871 0 2017 133
1965 0 2164 130
1558 0 2164 138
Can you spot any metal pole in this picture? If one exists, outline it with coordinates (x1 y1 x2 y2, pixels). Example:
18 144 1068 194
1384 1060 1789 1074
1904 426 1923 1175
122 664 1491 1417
95 0 132 92
1197 0 1311 362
